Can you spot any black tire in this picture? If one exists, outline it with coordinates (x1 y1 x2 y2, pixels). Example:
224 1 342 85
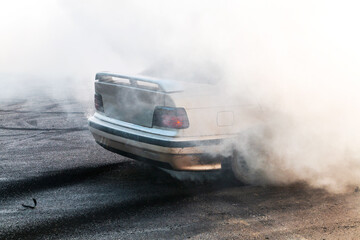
230 151 254 184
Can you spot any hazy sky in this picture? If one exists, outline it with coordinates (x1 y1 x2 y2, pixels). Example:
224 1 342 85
1 0 360 84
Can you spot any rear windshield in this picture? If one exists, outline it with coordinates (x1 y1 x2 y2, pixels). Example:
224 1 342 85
141 60 222 84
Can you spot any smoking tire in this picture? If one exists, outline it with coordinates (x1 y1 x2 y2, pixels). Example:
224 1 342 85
230 151 254 184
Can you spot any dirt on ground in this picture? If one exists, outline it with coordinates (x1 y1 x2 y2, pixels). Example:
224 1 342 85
1 97 360 240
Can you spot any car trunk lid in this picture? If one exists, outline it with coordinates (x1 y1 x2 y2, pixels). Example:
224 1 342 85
94 72 183 127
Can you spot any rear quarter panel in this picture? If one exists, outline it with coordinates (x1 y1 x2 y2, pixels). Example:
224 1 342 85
167 89 263 137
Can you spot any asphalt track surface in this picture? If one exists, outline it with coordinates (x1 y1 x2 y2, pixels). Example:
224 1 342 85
1 97 360 239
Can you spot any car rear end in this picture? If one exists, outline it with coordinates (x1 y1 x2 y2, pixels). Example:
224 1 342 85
88 72 245 171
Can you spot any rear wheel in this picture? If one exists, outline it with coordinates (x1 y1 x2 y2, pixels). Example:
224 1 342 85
230 151 253 184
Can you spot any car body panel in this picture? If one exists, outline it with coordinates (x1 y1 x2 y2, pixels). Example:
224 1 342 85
89 114 230 170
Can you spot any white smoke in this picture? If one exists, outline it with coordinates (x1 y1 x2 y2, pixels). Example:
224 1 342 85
1 0 360 192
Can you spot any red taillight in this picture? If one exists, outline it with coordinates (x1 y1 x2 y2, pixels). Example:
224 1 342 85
94 93 104 112
152 107 189 129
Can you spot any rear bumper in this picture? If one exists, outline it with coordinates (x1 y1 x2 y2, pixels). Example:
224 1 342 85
88 114 227 171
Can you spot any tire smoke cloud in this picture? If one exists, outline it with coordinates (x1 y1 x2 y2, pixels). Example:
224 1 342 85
1 0 360 192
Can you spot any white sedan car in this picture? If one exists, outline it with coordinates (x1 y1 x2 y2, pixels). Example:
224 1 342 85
88 72 262 181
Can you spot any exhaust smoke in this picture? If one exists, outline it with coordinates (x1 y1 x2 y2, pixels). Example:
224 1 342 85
2 0 360 192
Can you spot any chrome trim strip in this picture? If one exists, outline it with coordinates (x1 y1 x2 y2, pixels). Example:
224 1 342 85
89 120 222 148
